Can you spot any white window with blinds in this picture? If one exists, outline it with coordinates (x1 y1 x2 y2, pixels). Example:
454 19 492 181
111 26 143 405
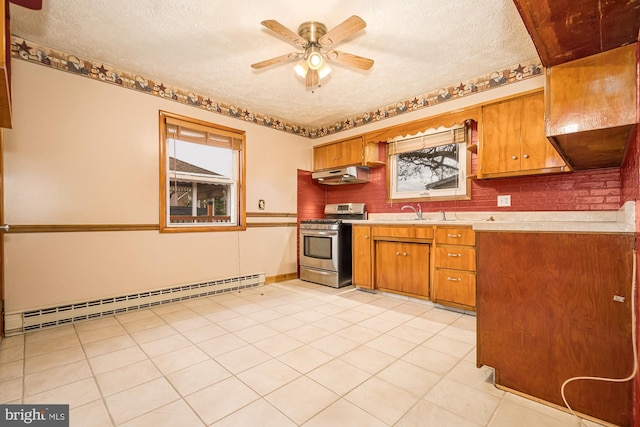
159 111 246 232
388 125 470 201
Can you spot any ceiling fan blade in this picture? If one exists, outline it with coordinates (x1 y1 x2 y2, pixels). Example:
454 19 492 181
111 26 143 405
327 50 374 70
318 15 366 47
9 0 42 9
305 69 319 88
251 52 300 69
261 20 307 47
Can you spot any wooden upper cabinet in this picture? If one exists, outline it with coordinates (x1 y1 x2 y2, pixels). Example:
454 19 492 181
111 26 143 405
479 91 567 178
313 136 383 171
480 97 522 175
545 43 638 170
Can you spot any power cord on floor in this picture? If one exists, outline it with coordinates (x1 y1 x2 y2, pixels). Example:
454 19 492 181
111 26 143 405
560 250 638 426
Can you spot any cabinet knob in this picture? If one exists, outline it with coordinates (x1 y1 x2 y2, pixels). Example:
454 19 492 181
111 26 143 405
523 154 529 159
403 252 407 257
365 235 369 239
447 253 462 257
447 233 461 238
447 277 462 282
396 251 400 256
512 155 518 160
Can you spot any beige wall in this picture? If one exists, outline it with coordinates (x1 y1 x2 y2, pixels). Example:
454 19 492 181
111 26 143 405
3 60 310 312
2 59 545 313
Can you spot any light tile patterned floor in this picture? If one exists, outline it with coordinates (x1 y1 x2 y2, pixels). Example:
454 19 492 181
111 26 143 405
0 280 607 426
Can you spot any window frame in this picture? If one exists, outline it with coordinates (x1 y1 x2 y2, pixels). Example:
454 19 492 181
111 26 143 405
387 125 472 202
159 110 246 232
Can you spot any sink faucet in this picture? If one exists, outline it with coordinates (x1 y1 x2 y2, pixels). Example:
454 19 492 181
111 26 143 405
401 204 422 220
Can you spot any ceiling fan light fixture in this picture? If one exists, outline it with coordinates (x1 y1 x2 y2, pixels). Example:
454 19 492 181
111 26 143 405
318 63 331 79
306 46 324 70
293 61 308 78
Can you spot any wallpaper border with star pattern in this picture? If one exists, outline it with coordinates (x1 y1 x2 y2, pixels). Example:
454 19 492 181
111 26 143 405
11 36 542 139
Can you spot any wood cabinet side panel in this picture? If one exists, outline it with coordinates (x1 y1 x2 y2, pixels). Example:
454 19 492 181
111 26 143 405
476 232 633 427
352 226 372 288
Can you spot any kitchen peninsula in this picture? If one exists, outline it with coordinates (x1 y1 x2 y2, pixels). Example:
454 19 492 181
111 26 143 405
349 202 635 426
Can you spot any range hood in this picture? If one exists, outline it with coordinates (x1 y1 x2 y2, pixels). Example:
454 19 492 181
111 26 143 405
312 166 369 185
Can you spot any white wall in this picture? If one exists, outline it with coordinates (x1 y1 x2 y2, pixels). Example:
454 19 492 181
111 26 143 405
3 60 311 312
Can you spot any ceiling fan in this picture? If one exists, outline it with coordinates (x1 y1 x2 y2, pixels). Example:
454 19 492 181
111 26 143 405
251 15 374 89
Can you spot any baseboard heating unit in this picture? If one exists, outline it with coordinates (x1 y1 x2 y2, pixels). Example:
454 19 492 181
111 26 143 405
4 273 265 336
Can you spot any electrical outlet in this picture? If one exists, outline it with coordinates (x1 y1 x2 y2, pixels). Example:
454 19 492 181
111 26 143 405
497 195 511 207
258 199 265 210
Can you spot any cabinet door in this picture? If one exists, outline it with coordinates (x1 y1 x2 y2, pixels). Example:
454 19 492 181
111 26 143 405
375 241 404 292
336 137 364 166
352 226 372 289
313 144 332 171
313 137 364 171
520 92 565 171
481 98 522 174
313 143 343 170
401 243 430 297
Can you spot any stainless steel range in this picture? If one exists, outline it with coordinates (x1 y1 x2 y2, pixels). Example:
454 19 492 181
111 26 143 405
299 203 366 288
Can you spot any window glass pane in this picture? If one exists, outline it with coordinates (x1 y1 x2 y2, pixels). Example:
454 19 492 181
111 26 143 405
167 136 236 226
396 143 459 192
389 125 468 201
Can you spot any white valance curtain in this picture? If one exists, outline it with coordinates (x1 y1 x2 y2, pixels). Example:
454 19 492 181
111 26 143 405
387 125 467 155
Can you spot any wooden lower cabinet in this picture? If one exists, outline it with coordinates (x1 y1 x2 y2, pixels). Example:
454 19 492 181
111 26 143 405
375 241 430 298
352 225 373 289
477 232 634 426
432 227 476 310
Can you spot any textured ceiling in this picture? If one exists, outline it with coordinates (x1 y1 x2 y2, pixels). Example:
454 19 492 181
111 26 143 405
9 0 539 129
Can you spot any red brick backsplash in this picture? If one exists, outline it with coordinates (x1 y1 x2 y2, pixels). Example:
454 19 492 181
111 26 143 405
318 165 622 213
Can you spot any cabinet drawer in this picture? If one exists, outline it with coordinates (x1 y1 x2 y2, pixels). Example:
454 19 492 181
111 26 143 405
435 247 476 271
372 226 434 239
434 269 476 307
435 228 475 246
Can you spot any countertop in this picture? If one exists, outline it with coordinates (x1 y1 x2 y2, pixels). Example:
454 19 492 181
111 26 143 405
346 201 636 233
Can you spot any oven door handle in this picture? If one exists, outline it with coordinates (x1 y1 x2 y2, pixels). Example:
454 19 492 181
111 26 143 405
301 231 338 237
